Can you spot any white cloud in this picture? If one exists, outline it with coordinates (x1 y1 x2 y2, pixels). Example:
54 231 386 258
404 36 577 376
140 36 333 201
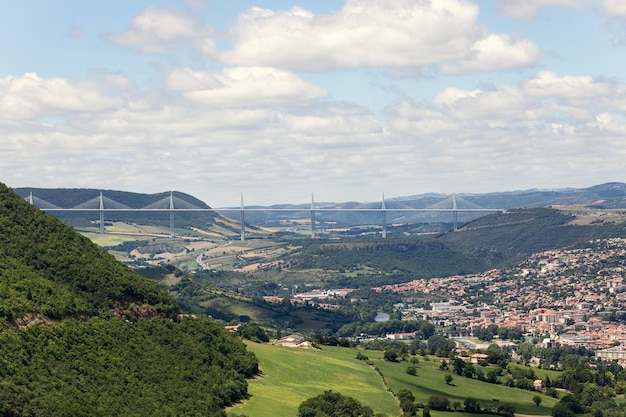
0 73 122 120
0 71 386 205
433 85 532 119
522 71 616 98
214 0 541 74
4 65 626 206
108 7 215 53
383 70 626 192
603 0 626 17
442 34 541 74
165 67 328 106
497 0 583 19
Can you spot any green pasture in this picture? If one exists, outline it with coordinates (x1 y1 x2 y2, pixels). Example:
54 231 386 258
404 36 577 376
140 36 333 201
376 357 558 416
228 343 400 417
81 232 139 247
229 343 561 417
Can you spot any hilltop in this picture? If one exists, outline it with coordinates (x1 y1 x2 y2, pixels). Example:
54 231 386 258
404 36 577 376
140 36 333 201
14 186 239 233
0 183 258 416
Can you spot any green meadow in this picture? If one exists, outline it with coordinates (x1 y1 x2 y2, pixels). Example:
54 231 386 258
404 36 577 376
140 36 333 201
228 343 400 417
228 342 560 417
376 358 558 416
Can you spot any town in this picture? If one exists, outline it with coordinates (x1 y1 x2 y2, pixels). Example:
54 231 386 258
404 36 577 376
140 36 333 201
291 237 626 364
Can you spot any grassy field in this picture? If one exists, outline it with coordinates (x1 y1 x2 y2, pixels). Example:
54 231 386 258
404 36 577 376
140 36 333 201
376 356 559 416
228 343 400 417
228 343 560 417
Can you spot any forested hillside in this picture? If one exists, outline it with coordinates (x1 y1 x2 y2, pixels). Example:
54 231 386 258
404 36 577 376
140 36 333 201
287 239 495 279
0 184 177 321
439 207 626 264
0 183 258 416
277 208 626 288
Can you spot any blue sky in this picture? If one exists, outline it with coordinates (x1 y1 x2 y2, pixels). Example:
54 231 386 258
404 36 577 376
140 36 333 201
2 0 626 206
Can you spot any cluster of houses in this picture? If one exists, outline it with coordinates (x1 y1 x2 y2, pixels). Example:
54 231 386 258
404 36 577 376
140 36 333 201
256 237 626 364
375 238 626 363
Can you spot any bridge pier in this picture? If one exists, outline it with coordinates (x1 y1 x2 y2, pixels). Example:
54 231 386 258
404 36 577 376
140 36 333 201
240 193 245 241
169 191 175 238
99 192 105 234
452 193 458 231
310 193 316 239
381 193 386 239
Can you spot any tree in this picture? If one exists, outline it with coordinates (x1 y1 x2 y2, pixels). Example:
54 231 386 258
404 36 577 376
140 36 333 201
552 404 575 417
427 335 455 357
427 395 450 411
533 395 543 407
384 348 399 362
422 407 431 417
497 403 516 417
546 387 559 398
397 389 415 404
407 365 417 376
298 390 377 417
453 358 466 375
486 369 499 384
240 324 269 343
445 374 453 385
464 397 480 413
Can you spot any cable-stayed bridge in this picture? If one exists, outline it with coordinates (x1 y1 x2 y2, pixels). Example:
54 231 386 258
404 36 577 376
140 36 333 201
24 191 504 241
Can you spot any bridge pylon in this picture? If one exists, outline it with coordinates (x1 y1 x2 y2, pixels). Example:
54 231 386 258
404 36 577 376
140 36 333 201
240 193 245 242
169 191 175 238
99 192 105 234
311 193 316 239
452 193 458 231
381 193 387 239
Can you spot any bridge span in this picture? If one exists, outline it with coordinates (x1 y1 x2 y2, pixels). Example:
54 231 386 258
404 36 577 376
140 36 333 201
24 191 505 240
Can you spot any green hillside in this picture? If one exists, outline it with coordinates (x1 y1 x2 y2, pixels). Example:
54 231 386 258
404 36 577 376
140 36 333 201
229 343 401 417
439 207 626 264
280 208 626 286
0 183 258 416
285 239 495 281
0 184 178 320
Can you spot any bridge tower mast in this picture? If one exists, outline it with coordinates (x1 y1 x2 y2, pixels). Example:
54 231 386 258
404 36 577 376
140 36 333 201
381 193 387 239
169 191 175 238
240 193 245 241
99 192 105 234
452 193 458 231
310 193 316 239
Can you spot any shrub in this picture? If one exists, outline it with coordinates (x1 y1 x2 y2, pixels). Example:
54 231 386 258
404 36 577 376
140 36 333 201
427 395 450 411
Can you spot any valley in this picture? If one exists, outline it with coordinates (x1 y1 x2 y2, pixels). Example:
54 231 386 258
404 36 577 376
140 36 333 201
9 183 626 416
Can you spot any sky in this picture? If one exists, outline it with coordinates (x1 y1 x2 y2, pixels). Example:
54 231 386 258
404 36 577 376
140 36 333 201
2 0 626 207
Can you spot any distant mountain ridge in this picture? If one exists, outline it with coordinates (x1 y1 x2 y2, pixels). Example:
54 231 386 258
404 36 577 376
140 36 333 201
13 186 227 231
